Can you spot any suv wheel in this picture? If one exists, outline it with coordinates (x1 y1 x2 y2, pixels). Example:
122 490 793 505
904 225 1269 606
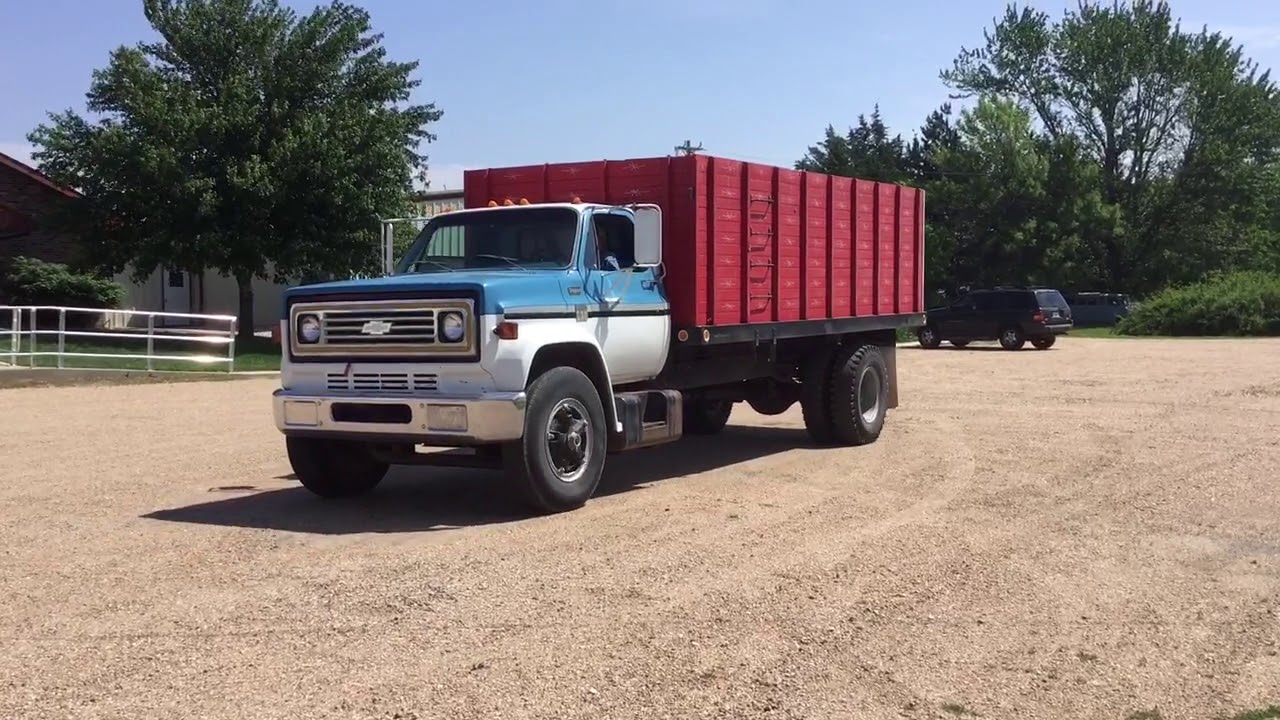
999 326 1026 351
1031 336 1056 350
917 326 942 349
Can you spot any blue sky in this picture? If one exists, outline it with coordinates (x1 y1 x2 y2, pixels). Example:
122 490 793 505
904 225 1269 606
2 0 1277 190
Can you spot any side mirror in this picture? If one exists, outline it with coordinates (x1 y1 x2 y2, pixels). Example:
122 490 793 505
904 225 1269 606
632 204 662 267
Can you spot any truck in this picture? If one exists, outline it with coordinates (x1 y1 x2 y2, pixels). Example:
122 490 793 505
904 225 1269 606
272 154 927 513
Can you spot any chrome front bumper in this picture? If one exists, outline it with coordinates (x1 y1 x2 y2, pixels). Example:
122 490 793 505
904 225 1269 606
272 389 527 444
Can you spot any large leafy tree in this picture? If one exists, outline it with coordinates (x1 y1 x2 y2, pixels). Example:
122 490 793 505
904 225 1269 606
29 0 441 338
939 0 1280 292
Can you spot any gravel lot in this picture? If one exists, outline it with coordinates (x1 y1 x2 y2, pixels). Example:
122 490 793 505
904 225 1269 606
2 337 1279 720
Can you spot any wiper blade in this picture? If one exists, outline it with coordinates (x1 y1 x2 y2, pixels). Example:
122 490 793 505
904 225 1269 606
473 253 525 269
407 259 454 273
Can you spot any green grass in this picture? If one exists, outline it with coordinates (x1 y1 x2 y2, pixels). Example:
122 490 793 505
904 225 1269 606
0 330 280 372
1232 706 1280 720
1065 325 1276 339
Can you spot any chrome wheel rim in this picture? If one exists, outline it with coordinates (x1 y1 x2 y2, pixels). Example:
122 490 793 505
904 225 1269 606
1002 329 1019 345
546 398 591 483
858 366 882 425
920 328 936 345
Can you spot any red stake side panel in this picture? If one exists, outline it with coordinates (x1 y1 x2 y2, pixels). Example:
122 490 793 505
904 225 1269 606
463 155 924 329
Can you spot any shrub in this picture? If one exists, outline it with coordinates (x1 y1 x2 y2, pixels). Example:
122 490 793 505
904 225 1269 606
1 256 125 329
1116 271 1280 337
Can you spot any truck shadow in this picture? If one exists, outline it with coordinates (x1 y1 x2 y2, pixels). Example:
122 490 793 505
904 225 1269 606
143 424 814 535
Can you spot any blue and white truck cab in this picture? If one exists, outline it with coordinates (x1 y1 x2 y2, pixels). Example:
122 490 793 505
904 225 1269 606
274 200 688 512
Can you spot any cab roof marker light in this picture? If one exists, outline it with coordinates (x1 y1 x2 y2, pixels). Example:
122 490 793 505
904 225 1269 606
502 198 514 206
519 198 530 205
487 200 498 207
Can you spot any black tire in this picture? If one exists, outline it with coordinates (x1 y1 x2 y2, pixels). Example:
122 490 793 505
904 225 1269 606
917 325 942 349
998 326 1026 350
799 346 836 444
286 436 388 499
950 340 970 348
827 344 890 446
502 366 608 514
684 397 734 435
1031 335 1056 350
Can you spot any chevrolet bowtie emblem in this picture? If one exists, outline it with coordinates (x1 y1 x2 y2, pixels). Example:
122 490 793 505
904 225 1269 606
360 320 393 335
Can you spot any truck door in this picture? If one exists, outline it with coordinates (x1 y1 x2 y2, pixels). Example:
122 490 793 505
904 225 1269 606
582 208 671 384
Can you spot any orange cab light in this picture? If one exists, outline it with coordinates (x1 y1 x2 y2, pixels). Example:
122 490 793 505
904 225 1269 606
494 321 519 340
571 196 582 203
487 200 498 207
502 198 514 206
519 198 530 205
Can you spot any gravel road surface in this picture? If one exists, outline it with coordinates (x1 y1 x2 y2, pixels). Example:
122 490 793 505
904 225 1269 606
2 337 1278 720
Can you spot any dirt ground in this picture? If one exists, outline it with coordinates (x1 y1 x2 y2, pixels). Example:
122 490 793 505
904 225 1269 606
2 337 1278 720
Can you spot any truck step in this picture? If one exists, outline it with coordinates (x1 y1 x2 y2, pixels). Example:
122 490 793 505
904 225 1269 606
612 390 683 452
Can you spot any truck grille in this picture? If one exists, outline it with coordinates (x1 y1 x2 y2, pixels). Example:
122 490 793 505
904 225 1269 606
326 371 439 394
322 308 437 343
288 298 476 358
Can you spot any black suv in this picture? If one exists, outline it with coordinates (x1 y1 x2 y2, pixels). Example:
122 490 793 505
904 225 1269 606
917 287 1073 350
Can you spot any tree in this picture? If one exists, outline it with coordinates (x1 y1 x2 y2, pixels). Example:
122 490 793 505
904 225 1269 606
28 0 441 339
796 106 910 183
940 0 1280 292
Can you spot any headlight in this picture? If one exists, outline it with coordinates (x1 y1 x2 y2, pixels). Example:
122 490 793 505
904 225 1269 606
297 314 321 344
439 311 465 343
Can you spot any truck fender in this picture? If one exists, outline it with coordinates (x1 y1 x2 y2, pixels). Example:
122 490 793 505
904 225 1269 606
526 342 618 433
486 318 619 433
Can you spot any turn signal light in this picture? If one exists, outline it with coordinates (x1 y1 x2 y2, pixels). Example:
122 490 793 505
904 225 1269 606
1032 311 1046 324
494 321 519 340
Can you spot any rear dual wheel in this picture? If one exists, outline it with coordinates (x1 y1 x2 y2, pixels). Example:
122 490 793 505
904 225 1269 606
800 343 889 446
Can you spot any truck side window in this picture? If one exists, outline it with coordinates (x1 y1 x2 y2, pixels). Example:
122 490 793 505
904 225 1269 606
591 214 635 270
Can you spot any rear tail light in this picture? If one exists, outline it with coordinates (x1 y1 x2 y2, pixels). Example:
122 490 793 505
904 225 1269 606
1032 311 1046 323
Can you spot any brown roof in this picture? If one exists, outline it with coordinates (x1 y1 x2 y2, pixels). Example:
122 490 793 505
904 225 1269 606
0 149 80 199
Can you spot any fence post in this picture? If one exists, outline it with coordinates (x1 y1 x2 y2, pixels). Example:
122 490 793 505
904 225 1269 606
146 314 155 372
28 308 37 367
228 317 237 373
7 307 17 366
57 308 66 369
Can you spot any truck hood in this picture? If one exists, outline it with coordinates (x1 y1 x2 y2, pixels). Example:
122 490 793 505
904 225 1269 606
281 271 573 315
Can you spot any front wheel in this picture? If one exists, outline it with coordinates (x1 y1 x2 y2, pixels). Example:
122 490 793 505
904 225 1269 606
827 344 889 446
286 436 388 498
917 325 942 349
1031 335 1056 350
502 366 608 514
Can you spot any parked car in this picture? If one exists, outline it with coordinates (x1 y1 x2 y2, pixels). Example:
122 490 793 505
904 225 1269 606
917 287 1073 350
1062 291 1133 327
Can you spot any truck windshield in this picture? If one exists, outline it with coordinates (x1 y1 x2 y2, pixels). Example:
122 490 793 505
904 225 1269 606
396 207 580 273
